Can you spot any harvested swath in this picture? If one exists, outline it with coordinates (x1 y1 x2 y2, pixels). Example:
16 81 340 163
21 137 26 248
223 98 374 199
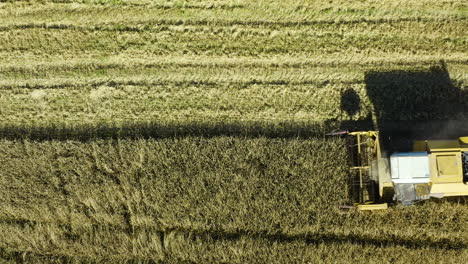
1 55 466 75
0 66 466 128
0 25 465 56
1 56 467 80
2 0 466 27
0 81 365 127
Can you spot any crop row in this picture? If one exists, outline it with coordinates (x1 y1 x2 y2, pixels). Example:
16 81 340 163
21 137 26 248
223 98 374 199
0 23 465 57
0 67 466 129
0 81 370 121
2 16 466 31
1 55 467 79
3 0 466 24
0 63 466 92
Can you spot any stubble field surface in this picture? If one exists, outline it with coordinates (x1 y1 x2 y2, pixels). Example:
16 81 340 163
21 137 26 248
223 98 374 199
0 0 467 263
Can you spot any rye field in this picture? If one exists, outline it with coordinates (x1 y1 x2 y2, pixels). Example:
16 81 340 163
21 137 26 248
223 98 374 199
0 0 467 263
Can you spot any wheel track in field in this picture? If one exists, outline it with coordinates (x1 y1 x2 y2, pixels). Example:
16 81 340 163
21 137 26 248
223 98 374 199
1 216 466 252
0 120 334 140
0 16 466 32
2 0 246 9
1 58 467 74
0 78 364 90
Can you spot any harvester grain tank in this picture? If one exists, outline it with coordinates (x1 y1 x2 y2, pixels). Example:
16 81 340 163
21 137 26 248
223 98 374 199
339 131 468 210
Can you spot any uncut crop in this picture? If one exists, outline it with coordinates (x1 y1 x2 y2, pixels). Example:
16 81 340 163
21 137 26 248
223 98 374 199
0 138 467 263
0 138 350 261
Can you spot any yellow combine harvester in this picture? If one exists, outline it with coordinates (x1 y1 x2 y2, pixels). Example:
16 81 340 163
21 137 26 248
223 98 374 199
340 131 468 210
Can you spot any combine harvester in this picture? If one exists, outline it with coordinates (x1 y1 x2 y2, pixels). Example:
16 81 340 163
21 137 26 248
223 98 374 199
331 131 468 210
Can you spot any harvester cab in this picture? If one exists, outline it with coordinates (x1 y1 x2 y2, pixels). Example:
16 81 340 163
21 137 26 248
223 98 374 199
331 130 468 210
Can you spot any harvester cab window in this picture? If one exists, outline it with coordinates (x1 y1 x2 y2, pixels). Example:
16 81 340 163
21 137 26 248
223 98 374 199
463 152 468 183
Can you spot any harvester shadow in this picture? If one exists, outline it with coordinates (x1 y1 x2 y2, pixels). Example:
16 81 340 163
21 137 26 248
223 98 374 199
0 121 336 141
337 61 468 152
333 61 468 203
366 61 468 152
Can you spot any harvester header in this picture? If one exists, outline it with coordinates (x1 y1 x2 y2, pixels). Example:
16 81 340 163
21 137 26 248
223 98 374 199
338 131 468 210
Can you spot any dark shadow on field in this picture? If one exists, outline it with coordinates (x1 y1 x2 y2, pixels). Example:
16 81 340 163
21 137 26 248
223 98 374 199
2 227 465 263
340 88 361 119
366 61 468 152
335 61 468 152
1 218 466 264
432 196 468 205
329 62 468 203
0 121 336 141
176 227 468 251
